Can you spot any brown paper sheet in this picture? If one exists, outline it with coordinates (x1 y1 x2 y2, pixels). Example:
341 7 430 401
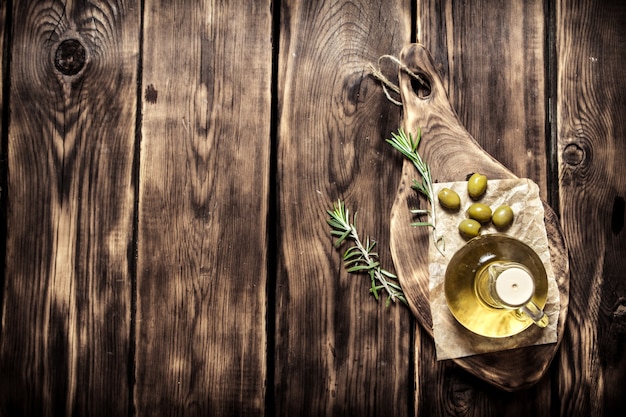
429 179 560 360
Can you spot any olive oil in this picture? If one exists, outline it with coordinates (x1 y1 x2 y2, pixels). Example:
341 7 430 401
444 234 549 338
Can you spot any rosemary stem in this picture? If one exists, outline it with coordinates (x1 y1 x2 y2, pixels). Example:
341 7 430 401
349 227 396 302
387 128 445 254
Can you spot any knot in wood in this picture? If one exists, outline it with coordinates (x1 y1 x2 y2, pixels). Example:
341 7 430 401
54 39 86 76
563 143 585 166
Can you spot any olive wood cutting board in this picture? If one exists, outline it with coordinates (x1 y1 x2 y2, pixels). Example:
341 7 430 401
389 44 570 391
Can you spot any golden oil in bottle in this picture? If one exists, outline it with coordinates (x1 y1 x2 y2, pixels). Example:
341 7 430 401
444 233 549 338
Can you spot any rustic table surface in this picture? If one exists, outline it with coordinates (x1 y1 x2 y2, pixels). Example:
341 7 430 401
1 1 624 416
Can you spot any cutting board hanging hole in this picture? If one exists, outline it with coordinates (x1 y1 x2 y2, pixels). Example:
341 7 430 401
411 72 432 99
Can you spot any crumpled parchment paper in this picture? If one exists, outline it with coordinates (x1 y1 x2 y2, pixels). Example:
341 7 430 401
429 179 560 360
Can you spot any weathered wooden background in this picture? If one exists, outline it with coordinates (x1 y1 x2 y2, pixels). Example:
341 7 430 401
1 0 624 416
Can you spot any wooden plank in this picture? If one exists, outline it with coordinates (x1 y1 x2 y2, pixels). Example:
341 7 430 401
0 0 7 263
417 0 549 197
274 1 412 415
415 1 554 415
555 0 626 415
136 1 271 415
0 1 138 415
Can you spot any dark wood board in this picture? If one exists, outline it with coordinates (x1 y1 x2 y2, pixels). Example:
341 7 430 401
555 0 626 415
135 0 272 415
390 43 569 390
412 1 559 415
0 2 139 415
274 0 412 415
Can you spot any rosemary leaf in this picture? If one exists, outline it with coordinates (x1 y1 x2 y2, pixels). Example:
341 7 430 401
347 265 376 273
379 269 398 279
343 246 362 259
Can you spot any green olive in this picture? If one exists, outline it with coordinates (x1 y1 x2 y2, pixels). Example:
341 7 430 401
437 188 461 210
492 204 514 229
458 219 481 239
467 173 488 199
467 203 492 223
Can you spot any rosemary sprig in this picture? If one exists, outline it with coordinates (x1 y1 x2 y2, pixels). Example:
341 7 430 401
386 128 444 253
327 199 407 307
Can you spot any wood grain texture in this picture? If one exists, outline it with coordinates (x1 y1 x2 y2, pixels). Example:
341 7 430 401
555 0 626 415
0 0 6 245
390 43 569 392
0 1 624 416
136 1 271 415
417 0 549 198
415 333 554 417
274 0 412 415
407 2 560 413
0 1 139 416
